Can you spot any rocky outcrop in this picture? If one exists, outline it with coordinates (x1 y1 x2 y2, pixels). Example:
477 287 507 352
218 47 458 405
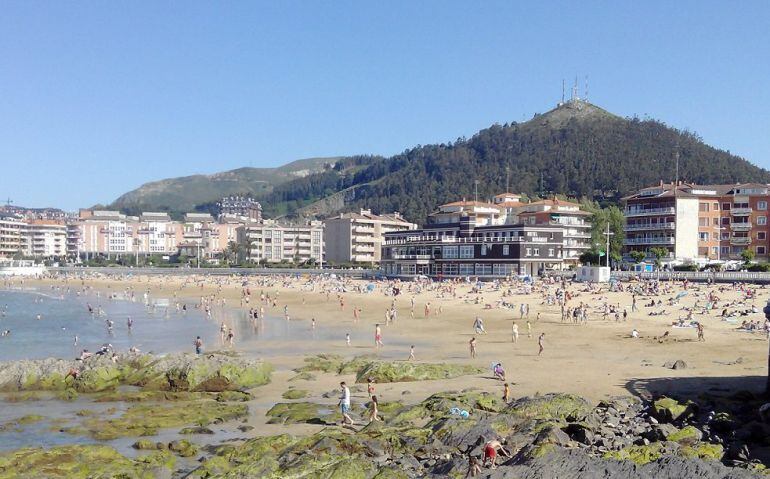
0 353 272 393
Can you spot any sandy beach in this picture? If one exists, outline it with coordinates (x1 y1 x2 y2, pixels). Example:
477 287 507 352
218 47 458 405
9 272 767 436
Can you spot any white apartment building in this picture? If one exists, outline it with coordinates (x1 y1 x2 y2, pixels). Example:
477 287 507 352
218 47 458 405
23 222 67 258
0 216 25 257
237 220 323 264
136 212 179 255
324 209 416 264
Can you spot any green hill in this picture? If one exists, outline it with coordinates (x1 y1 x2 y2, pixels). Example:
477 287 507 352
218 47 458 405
106 157 343 216
259 100 770 223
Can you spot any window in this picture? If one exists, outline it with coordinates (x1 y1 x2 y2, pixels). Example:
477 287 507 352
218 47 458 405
698 218 708 227
459 264 474 275
443 246 458 259
533 248 540 256
493 264 510 276
758 216 767 226
698 232 709 242
712 246 719 255
712 218 719 226
721 232 730 240
759 232 767 240
721 217 730 225
699 203 709 212
502 245 509 255
548 248 554 257
713 203 719 210
525 248 531 256
712 232 719 240
459 245 474 259
722 203 731 211
721 246 730 256
760 201 768 210
758 246 767 255
475 263 492 276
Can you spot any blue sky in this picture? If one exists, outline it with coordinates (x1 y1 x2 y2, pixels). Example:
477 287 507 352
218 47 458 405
1 1 769 210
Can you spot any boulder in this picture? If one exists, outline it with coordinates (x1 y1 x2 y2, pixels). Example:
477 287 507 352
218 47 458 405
355 362 483 384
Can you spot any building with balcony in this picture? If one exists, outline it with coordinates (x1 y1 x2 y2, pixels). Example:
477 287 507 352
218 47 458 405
505 197 592 265
623 181 770 262
0 216 25 257
323 209 417 264
23 221 67 258
217 196 262 222
237 220 323 264
381 214 564 279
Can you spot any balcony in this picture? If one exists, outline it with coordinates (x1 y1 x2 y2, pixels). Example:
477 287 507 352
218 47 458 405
624 223 675 231
624 207 675 217
730 222 752 231
354 226 375 234
623 237 675 245
392 254 431 262
731 207 753 216
730 236 751 245
565 232 592 238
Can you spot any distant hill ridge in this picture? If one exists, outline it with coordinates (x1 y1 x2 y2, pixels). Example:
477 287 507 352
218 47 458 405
106 100 770 224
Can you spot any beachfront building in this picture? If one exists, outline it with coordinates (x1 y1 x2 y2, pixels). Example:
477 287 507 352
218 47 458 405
237 220 324 264
22 221 67 258
323 209 416 264
381 215 564 279
0 216 26 257
75 210 137 258
506 198 592 265
622 181 770 262
428 200 503 226
134 212 180 256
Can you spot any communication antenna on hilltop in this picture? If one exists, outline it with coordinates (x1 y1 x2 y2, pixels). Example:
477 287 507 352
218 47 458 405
572 77 578 101
675 144 680 186
561 79 565 104
474 179 480 203
4 197 12 207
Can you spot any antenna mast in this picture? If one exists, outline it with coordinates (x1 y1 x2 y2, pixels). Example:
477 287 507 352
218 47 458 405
505 167 510 193
675 146 680 185
474 179 480 203
561 79 565 104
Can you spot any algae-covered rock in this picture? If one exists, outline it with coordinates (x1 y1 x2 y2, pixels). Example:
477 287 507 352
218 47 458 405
132 439 164 450
652 397 697 423
180 426 214 435
355 362 483 383
509 393 592 422
215 390 252 402
679 442 724 461
282 388 309 400
76 401 248 440
168 439 198 457
666 425 702 444
266 402 336 425
140 353 273 392
604 441 668 465
0 444 170 478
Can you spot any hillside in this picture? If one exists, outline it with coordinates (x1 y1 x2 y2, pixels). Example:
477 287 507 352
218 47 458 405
106 157 343 215
259 99 770 223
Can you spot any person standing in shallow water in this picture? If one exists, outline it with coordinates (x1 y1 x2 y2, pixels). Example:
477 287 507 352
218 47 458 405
194 336 203 355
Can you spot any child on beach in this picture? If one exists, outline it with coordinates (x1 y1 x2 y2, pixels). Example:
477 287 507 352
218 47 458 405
408 345 415 361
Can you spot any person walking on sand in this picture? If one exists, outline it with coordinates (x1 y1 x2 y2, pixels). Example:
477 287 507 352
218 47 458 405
697 322 705 342
338 381 354 425
526 320 532 338
511 321 519 343
538 333 545 356
227 328 235 347
375 324 383 348
346 333 351 347
408 345 415 361
469 337 477 358
502 383 510 404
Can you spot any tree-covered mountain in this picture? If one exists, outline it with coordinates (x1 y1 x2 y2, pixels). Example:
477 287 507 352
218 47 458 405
106 100 770 223
258 100 770 224
105 157 344 216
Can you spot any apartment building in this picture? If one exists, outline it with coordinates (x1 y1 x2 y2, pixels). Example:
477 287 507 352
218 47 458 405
323 209 416 264
23 221 67 257
623 182 770 262
428 200 503 226
218 196 262 222
76 210 137 257
0 216 25 257
237 220 323 264
134 212 180 255
381 214 564 279
504 198 592 264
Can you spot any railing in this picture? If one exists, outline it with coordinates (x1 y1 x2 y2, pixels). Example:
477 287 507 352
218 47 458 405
730 237 751 245
384 236 556 245
624 207 676 216
392 254 431 260
731 207 753 215
730 222 752 230
612 270 770 284
623 237 675 245
624 223 675 231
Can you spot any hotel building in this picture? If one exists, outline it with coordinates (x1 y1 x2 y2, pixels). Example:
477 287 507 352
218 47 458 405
23 221 67 257
623 182 770 262
0 216 26 257
323 209 416 264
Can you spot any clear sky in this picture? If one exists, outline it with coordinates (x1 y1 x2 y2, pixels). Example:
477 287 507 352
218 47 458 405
2 1 769 210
